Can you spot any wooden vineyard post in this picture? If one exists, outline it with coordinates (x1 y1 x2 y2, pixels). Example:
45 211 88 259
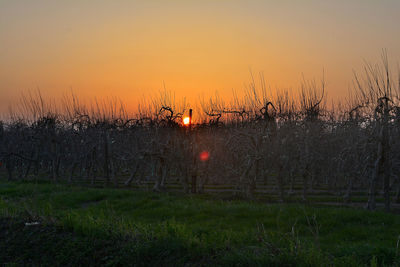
189 109 192 131
103 131 110 186
189 109 197 194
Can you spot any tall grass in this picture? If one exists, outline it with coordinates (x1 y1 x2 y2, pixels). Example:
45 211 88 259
1 181 400 266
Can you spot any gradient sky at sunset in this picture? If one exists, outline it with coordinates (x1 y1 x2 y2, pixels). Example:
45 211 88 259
1 0 400 114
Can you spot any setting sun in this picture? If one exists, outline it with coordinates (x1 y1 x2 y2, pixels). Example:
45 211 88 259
183 117 190 125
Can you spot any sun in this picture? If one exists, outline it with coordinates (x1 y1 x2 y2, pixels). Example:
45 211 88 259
183 117 190 125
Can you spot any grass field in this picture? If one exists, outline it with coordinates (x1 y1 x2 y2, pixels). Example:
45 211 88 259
1 181 400 266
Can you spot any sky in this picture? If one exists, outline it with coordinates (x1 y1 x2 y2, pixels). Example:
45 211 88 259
1 0 400 114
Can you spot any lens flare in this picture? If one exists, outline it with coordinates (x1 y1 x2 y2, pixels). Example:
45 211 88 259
183 117 190 125
199 151 210 161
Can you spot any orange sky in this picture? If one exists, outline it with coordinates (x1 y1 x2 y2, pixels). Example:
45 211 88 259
1 1 400 115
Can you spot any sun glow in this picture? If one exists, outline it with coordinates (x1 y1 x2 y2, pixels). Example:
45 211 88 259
183 117 190 125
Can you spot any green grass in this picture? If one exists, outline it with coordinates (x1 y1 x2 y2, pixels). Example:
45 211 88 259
1 181 400 266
